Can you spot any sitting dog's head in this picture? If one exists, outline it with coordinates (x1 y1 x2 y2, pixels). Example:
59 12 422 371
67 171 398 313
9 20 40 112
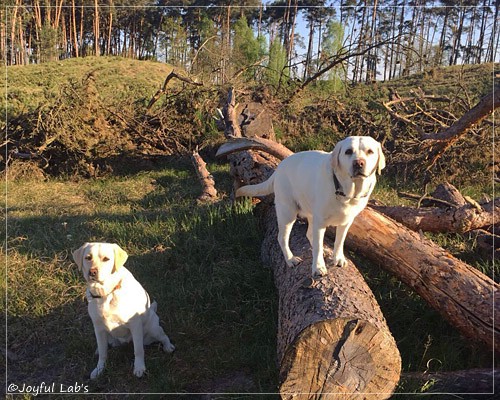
72 242 128 284
331 136 386 179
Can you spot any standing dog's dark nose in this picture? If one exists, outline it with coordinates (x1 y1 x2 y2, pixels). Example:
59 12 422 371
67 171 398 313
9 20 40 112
353 159 366 169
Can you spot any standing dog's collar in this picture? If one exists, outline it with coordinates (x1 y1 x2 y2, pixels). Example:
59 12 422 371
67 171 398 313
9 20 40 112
333 172 373 200
333 173 346 197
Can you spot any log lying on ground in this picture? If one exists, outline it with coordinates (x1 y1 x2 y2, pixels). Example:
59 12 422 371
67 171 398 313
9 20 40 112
402 368 500 394
372 198 498 233
473 229 500 260
373 182 498 233
221 136 499 353
260 207 401 399
344 208 499 352
219 89 401 398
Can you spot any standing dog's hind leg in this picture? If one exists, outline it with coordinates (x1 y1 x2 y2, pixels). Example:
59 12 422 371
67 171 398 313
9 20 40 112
276 205 302 266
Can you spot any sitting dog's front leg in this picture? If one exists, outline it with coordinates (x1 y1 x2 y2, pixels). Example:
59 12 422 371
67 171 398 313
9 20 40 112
129 318 146 378
332 223 352 268
91 328 108 379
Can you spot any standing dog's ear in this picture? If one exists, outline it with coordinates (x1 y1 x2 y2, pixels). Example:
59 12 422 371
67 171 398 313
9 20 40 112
330 140 344 172
112 244 128 273
376 142 386 175
72 243 89 271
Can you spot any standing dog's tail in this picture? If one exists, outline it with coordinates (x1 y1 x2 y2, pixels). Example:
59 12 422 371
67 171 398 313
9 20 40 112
236 173 275 197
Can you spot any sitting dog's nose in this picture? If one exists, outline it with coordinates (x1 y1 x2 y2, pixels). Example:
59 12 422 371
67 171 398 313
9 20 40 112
89 268 98 278
353 159 365 169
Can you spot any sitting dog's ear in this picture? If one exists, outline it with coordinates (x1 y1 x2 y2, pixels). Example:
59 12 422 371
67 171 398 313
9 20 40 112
112 244 128 272
377 142 386 175
72 243 89 271
331 140 343 172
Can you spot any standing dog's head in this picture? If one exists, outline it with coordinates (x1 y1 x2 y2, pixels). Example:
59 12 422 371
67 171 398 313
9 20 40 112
331 136 386 179
72 242 128 284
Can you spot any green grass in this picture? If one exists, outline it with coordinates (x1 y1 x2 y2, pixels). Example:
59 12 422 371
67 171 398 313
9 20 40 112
3 160 279 395
3 56 175 118
4 159 496 397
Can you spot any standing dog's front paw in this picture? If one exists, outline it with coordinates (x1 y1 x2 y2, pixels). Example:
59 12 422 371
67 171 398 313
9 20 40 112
285 256 303 267
333 254 348 268
90 363 105 379
312 259 328 277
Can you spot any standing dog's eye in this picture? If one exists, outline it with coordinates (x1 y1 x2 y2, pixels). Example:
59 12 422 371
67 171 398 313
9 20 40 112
345 149 353 155
367 149 374 155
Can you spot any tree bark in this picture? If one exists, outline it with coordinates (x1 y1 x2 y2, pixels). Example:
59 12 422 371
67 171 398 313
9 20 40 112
372 198 498 233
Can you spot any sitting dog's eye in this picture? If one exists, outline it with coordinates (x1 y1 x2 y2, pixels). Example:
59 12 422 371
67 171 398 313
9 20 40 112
102 257 110 262
85 254 92 260
345 149 353 155
367 149 374 155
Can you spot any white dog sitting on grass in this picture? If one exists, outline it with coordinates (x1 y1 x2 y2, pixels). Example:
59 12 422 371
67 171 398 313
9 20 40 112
73 242 175 379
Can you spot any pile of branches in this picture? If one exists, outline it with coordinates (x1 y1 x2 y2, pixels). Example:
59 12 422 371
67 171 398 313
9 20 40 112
275 85 496 187
382 87 496 185
3 72 220 178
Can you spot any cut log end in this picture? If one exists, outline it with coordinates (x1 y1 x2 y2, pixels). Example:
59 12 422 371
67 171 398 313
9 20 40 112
280 319 401 400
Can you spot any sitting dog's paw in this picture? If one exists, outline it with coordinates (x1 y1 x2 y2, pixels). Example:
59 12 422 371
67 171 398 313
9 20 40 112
285 256 302 267
163 341 175 353
89 282 107 297
90 364 105 379
133 362 146 378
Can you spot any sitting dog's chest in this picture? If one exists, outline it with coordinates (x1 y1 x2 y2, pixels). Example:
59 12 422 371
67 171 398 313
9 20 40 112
89 295 138 338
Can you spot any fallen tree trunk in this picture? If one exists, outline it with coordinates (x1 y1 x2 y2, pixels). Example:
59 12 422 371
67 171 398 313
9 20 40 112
344 208 499 352
402 368 500 394
473 229 500 260
372 198 498 233
219 89 401 398
259 209 401 399
220 136 499 353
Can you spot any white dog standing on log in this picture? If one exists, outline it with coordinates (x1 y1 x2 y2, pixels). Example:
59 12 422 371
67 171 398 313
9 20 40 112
72 242 175 379
236 136 385 276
